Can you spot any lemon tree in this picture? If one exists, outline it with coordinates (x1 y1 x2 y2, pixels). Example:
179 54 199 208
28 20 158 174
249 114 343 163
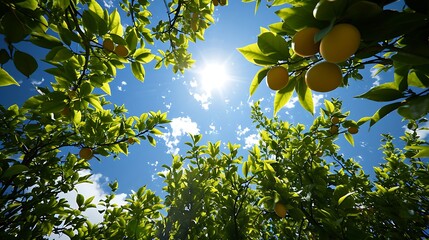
239 0 429 135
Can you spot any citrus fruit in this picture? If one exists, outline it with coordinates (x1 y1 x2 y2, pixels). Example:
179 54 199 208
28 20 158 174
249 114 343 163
213 0 219 6
313 0 347 21
274 202 287 218
329 125 339 134
266 66 289 91
114 45 129 57
292 27 321 57
219 0 226 6
102 39 115 52
79 148 93 160
305 61 342 92
331 116 340 124
348 126 359 134
320 23 361 63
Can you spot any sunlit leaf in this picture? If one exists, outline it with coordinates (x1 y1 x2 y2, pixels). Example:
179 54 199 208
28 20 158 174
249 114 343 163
273 77 297 115
344 132 354 146
370 102 402 126
295 74 314 115
0 68 20 87
237 43 278 66
355 82 404 102
249 67 269 97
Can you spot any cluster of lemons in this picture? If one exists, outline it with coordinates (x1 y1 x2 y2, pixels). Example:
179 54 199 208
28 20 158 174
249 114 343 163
212 0 227 6
266 0 365 93
102 39 129 57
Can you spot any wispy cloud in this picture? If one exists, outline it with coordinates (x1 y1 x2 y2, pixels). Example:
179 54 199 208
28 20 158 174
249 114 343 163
103 0 114 8
160 117 200 154
370 68 381 86
31 78 44 86
117 81 127 91
205 122 218 135
243 133 260 149
285 96 299 109
236 125 250 141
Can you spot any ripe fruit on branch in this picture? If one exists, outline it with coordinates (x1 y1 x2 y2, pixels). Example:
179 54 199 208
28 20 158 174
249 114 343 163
331 116 340 124
320 23 361 63
348 126 359 134
114 45 129 57
79 148 93 160
213 0 219 6
305 61 342 92
102 39 115 52
292 27 320 57
274 202 287 218
266 66 289 91
329 125 339 134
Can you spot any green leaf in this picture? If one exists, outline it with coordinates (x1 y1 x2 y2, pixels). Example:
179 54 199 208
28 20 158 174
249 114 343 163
408 69 429 88
355 82 404 102
276 5 322 32
370 102 402 126
344 132 354 146
257 32 289 59
324 99 335 113
29 32 63 49
295 75 314 115
131 62 145 81
393 62 410 91
85 95 103 111
314 18 335 42
338 192 355 206
40 101 67 113
2 164 29 179
249 67 269 97
13 50 38 77
76 194 84 207
404 145 429 158
134 48 154 63
242 161 250 177
0 68 20 87
237 43 278 66
147 135 156 146
46 46 74 62
274 77 297 115
397 94 429 120
109 9 123 36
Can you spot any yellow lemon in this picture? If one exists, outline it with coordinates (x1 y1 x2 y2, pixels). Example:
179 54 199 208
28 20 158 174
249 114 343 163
292 27 321 57
305 61 342 92
266 66 289 91
320 23 361 63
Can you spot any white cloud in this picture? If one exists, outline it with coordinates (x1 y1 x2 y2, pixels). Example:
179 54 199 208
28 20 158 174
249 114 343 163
370 68 381 86
103 0 114 8
313 93 325 108
31 78 44 86
160 117 200 154
191 92 211 110
243 133 260 149
117 81 127 91
236 125 250 141
285 96 299 109
205 122 218 135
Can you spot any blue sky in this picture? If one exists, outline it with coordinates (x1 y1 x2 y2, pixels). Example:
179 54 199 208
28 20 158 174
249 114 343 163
1 0 427 224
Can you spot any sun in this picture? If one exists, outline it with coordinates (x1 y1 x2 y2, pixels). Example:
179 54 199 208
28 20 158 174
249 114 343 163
198 62 230 93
